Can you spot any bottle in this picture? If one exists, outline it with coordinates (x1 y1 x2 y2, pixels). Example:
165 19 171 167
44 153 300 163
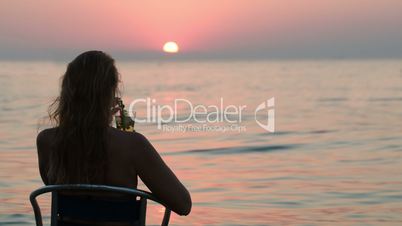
115 99 135 132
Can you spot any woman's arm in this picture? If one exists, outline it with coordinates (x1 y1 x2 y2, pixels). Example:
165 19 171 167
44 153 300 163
132 133 192 216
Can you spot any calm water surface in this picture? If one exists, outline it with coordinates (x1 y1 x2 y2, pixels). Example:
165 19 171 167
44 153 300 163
0 60 402 225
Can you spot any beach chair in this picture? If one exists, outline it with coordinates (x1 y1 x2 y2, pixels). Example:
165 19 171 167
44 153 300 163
29 184 171 226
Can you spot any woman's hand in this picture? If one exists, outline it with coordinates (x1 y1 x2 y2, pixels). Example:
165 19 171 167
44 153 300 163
111 97 122 115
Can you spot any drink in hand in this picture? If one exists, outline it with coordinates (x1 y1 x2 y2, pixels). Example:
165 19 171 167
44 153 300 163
115 98 135 132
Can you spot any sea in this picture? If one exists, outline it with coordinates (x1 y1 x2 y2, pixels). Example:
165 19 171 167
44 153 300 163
0 59 402 225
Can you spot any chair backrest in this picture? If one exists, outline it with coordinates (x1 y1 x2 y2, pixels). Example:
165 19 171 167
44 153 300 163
30 184 171 226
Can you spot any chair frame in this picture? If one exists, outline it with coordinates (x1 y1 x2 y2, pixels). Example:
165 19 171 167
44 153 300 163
30 184 171 226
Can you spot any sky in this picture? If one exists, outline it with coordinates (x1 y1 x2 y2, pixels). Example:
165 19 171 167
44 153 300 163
1 0 402 60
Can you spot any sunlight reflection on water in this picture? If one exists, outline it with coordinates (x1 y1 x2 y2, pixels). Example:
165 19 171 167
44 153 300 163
1 60 402 225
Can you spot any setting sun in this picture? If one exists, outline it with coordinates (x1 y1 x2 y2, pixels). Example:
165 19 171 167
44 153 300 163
163 41 179 53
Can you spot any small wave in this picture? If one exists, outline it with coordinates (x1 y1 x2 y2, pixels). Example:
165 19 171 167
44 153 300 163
0 213 32 225
168 144 298 156
258 130 295 136
318 97 348 102
368 97 402 102
307 129 337 134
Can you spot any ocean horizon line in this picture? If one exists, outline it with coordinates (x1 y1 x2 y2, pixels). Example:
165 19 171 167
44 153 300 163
1 56 402 63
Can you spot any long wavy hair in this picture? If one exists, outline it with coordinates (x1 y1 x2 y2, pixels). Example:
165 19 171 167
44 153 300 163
47 50 119 184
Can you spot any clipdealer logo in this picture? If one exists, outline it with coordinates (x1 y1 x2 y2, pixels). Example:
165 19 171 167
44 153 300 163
127 97 275 133
254 97 275 132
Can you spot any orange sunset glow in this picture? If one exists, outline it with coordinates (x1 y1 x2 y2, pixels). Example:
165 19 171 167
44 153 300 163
1 0 402 58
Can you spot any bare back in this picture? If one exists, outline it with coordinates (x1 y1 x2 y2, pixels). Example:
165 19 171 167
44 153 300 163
36 127 192 215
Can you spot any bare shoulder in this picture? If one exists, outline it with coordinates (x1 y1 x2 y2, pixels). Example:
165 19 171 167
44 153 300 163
107 127 151 154
36 128 57 148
